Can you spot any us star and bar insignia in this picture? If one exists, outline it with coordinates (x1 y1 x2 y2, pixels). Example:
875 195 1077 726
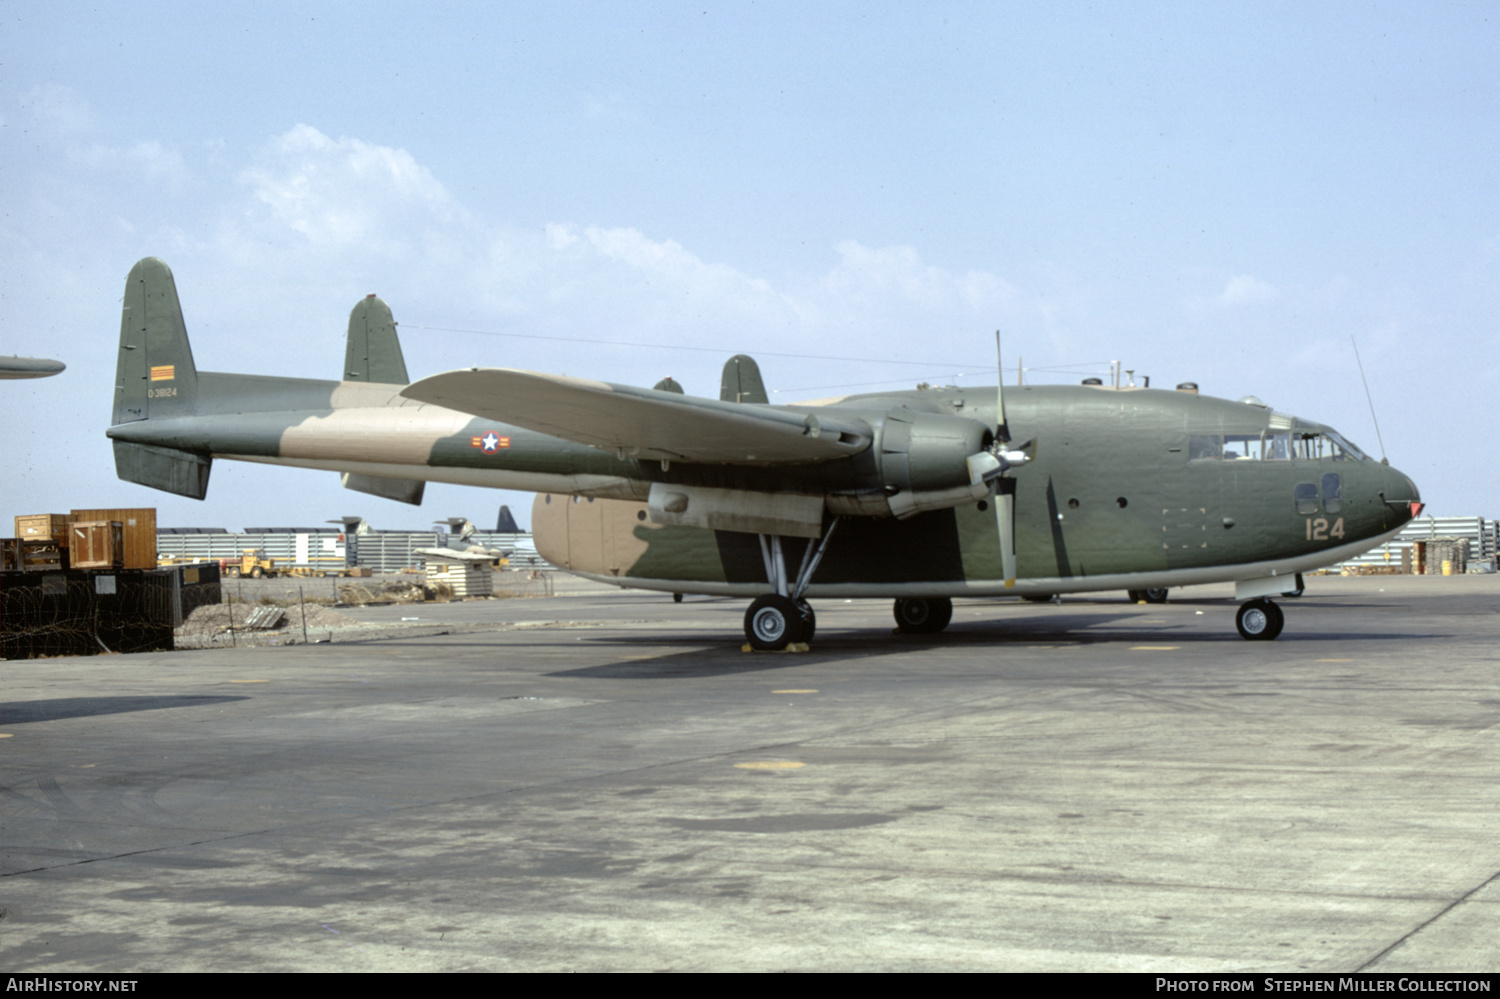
470 432 510 454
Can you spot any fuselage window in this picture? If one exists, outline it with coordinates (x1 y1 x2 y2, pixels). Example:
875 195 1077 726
1322 473 1342 513
1295 483 1319 515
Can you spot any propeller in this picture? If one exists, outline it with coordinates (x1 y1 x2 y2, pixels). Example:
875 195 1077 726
963 332 1032 588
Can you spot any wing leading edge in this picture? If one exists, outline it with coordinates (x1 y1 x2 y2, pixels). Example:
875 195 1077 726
401 368 872 465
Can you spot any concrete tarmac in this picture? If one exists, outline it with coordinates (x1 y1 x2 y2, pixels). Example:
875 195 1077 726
3 576 1498 971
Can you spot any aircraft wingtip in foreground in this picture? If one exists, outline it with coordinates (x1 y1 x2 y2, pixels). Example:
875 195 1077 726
1 355 65 379
106 257 1422 647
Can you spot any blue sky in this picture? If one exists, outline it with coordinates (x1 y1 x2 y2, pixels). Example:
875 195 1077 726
3 2 1496 531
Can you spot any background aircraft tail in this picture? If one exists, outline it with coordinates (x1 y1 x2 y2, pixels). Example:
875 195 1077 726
110 257 213 498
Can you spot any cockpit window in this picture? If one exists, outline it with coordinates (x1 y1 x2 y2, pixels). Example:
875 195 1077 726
1188 428 1368 462
1326 430 1367 461
1223 434 1260 460
1292 429 1367 461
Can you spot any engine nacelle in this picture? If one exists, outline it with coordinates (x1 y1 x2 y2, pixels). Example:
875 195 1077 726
827 411 993 519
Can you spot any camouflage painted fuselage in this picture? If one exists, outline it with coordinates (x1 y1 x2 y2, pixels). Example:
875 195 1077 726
110 373 1421 597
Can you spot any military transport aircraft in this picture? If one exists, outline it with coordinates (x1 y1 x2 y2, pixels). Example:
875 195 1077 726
106 258 1423 648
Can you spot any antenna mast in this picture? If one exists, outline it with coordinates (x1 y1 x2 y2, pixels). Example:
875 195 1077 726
1351 336 1388 462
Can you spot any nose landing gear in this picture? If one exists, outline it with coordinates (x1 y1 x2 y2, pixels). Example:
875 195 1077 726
1236 598 1285 640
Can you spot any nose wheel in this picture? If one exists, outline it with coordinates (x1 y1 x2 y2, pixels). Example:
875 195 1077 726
1236 598 1284 641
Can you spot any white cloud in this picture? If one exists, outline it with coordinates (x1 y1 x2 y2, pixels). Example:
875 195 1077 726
1217 274 1278 306
71 140 191 185
237 124 471 252
822 240 1016 315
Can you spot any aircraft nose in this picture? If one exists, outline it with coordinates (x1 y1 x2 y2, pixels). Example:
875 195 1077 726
1381 464 1422 522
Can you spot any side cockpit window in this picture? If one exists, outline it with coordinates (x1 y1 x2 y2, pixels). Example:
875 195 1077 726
1223 434 1260 460
1295 483 1319 515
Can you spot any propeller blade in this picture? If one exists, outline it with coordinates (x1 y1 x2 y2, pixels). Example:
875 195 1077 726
995 478 1017 587
994 330 1010 444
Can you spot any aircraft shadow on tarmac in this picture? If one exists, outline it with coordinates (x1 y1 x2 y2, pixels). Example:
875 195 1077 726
0 695 250 725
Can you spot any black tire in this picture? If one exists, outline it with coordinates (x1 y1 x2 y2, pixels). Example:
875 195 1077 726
1236 599 1284 641
1141 587 1169 604
1022 594 1055 603
745 594 802 650
672 592 683 603
795 599 816 642
893 596 953 634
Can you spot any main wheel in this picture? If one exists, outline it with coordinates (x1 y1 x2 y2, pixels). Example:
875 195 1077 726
745 594 803 650
1022 593 1055 603
1236 599 1284 641
1128 587 1169 604
893 596 954 634
795 599 816 642
672 592 683 603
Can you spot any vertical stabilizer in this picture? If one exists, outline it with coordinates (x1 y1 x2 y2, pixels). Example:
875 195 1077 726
719 354 768 404
344 294 409 384
113 257 199 424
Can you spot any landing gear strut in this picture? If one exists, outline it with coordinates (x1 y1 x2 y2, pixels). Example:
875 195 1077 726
893 597 953 634
742 520 837 650
1236 599 1284 641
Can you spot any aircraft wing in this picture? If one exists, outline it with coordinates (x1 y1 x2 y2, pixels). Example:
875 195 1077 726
401 368 872 465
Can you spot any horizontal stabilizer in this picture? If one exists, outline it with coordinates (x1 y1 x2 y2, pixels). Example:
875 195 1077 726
113 441 212 500
401 368 871 465
341 472 425 506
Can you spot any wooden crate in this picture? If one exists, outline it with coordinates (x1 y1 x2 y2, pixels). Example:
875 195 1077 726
69 521 125 570
20 539 67 571
71 507 157 570
15 513 74 544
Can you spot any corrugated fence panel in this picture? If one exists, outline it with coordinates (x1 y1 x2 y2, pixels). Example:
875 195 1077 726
1333 517 1497 572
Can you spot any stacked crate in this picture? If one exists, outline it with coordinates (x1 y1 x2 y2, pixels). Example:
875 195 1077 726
69 521 126 570
70 508 157 569
13 513 73 571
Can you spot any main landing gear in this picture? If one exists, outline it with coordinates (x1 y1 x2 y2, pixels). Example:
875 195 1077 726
742 523 836 650
892 597 953 634
1236 599 1284 641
